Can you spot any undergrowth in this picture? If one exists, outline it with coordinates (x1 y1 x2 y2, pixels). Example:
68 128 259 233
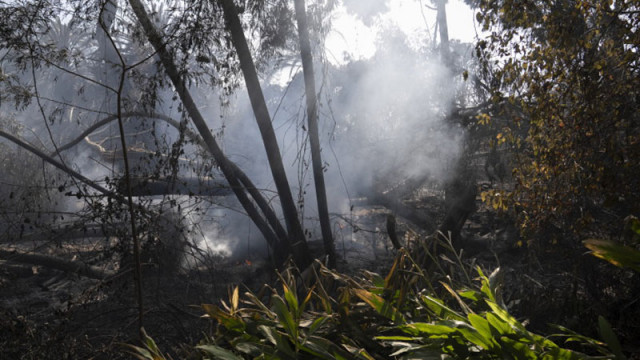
126 227 638 359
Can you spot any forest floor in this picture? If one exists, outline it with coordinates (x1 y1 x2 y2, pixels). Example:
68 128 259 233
1 187 639 359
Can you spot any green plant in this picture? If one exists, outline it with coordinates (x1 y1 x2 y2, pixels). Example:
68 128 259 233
123 328 171 360
376 266 609 359
584 217 640 273
194 246 616 359
198 266 376 360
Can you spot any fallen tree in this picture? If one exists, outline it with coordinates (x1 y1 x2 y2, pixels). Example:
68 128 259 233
0 249 116 280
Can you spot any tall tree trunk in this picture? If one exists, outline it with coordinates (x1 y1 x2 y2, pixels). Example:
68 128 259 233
219 0 312 269
126 0 292 267
293 0 336 268
438 0 477 251
435 0 450 64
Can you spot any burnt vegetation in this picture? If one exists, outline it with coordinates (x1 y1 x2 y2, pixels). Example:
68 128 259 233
0 0 639 359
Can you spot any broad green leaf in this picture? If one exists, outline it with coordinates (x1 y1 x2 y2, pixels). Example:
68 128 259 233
421 295 465 321
141 330 163 358
499 337 537 360
258 324 280 346
486 312 513 336
458 326 494 351
258 325 295 358
302 335 349 359
196 345 244 360
271 295 299 343
282 282 299 319
234 341 264 357
467 313 496 347
307 315 329 336
478 268 497 303
123 345 155 360
457 289 482 302
202 304 246 333
397 322 458 336
584 239 640 272
598 316 627 360
544 347 588 360
353 288 406 324
485 300 526 333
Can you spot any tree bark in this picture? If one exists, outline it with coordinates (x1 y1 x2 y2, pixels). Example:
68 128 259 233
219 0 312 269
435 0 450 63
293 0 336 268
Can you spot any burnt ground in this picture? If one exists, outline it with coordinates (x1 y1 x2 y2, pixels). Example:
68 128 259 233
1 187 640 359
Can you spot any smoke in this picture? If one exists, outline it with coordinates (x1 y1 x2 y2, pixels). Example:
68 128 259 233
198 22 466 258
0 2 470 265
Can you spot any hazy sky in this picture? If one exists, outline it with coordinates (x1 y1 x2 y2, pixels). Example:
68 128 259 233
326 0 477 64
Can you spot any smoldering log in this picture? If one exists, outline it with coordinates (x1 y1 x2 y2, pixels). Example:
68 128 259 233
0 249 116 280
118 177 232 197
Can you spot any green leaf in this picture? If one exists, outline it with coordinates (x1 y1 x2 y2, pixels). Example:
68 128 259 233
500 337 537 360
258 324 280 346
202 304 246 333
122 344 154 360
544 347 588 360
282 282 299 319
421 295 465 321
598 316 627 360
485 300 526 333
258 324 296 358
467 313 496 347
353 288 406 324
307 316 329 336
458 326 494 351
457 289 482 302
397 322 458 336
271 295 299 342
234 341 264 357
196 345 244 360
486 312 513 336
584 239 640 272
302 335 350 360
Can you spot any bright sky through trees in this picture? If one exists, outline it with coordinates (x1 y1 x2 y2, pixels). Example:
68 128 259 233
326 0 477 64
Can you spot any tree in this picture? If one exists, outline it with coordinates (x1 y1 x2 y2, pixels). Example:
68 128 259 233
476 0 640 244
293 0 336 268
0 0 340 270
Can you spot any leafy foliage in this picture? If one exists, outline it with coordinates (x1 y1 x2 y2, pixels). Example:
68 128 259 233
126 246 619 359
585 216 640 272
475 0 640 242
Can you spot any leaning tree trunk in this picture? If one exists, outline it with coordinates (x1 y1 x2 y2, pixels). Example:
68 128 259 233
293 0 336 268
126 0 294 267
219 0 312 269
